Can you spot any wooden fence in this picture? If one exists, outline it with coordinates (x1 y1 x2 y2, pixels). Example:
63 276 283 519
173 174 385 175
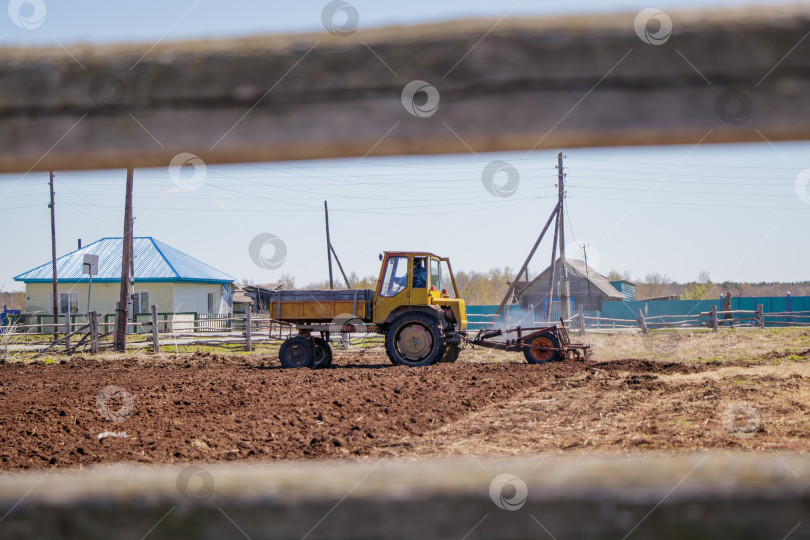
580 303 810 333
465 302 810 336
4 302 810 358
0 306 384 357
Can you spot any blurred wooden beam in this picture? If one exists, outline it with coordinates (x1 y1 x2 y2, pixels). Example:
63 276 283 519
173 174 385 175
0 454 808 538
1 4 809 173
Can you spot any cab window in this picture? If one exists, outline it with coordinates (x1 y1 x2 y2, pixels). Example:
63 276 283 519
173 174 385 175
440 260 457 298
430 258 441 290
412 257 427 288
380 256 409 297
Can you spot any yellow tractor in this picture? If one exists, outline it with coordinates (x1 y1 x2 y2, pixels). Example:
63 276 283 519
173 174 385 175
270 251 589 369
270 251 466 368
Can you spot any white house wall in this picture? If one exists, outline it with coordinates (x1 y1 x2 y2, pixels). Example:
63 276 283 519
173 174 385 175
24 281 231 315
171 283 230 315
26 282 174 316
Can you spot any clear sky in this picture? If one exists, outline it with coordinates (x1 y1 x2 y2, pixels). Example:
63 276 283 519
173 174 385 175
1 0 809 292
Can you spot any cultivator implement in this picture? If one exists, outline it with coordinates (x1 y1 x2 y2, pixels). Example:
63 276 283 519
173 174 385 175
466 319 591 364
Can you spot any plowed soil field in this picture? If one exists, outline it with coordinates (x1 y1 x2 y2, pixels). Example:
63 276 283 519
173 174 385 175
1 347 808 470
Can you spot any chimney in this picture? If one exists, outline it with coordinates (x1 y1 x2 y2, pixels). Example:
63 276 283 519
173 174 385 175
78 239 82 249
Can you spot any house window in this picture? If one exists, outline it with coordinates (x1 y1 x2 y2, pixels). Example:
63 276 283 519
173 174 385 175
58 292 78 315
132 292 150 314
207 292 215 314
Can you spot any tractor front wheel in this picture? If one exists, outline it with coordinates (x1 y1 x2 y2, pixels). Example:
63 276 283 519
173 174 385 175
523 333 562 364
385 312 446 367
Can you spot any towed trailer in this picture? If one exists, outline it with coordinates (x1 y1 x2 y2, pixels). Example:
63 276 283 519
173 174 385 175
269 251 590 369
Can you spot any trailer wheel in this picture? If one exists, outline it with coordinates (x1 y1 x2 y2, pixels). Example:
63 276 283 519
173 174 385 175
439 343 460 363
311 337 333 369
385 312 446 367
279 336 315 368
524 334 561 364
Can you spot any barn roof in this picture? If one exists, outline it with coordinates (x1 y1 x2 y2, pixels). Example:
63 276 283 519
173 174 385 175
14 237 234 284
518 258 623 300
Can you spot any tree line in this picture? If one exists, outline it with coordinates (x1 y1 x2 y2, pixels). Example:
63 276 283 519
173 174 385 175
605 269 810 301
250 267 808 304
285 267 810 304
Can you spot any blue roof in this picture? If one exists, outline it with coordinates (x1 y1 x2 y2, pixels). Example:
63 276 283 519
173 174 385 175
14 237 234 284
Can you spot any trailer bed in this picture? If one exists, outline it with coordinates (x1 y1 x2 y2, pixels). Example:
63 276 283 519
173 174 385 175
269 289 374 322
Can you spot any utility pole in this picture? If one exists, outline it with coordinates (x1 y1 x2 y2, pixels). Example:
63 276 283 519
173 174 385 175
324 200 334 290
581 242 592 296
114 167 134 352
496 202 558 317
49 171 58 338
324 201 351 289
557 152 571 321
130 218 135 311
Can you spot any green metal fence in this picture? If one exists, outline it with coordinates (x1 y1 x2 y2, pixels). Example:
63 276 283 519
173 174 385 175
600 295 810 326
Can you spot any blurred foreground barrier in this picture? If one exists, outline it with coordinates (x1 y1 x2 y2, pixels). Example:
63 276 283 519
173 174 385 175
0 454 808 539
1 4 810 173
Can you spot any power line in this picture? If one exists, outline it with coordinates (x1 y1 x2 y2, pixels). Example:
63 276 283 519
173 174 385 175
569 155 806 169
571 194 808 210
568 166 800 181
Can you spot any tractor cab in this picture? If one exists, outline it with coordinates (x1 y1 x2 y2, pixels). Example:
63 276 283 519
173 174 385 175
373 251 467 331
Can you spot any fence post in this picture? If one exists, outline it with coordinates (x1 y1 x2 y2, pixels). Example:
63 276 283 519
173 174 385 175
245 309 253 352
89 311 99 354
113 301 121 350
757 304 764 329
64 315 71 350
637 309 648 334
711 305 718 332
150 305 160 354
578 304 585 335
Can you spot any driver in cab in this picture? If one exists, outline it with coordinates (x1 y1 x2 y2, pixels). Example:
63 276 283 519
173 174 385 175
393 257 427 291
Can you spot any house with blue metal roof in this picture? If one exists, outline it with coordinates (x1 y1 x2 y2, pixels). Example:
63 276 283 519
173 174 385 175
14 237 235 317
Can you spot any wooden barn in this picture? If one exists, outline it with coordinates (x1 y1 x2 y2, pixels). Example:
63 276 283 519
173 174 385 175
516 258 624 312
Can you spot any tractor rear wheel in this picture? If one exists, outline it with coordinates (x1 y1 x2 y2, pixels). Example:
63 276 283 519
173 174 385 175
279 336 315 368
523 333 562 364
311 337 333 369
439 343 460 363
385 312 446 367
